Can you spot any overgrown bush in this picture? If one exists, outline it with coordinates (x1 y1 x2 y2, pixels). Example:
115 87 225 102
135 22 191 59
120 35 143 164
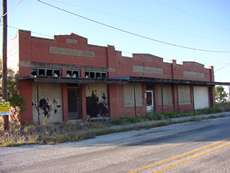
0 66 26 123
214 102 230 112
146 112 165 120
8 77 25 115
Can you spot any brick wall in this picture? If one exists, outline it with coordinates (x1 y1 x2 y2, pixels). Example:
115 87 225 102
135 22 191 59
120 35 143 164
17 30 214 122
18 30 214 82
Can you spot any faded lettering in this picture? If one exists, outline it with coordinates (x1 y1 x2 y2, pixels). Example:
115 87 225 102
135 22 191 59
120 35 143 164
184 71 205 79
133 65 163 75
49 46 95 57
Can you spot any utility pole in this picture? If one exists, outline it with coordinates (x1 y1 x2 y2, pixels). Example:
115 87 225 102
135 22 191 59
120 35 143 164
2 0 9 130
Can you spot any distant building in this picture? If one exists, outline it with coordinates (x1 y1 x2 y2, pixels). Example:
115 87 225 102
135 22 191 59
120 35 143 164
228 86 230 101
16 30 215 124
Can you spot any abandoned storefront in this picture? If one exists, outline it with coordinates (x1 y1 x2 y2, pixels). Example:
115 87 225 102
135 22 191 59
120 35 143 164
17 30 215 124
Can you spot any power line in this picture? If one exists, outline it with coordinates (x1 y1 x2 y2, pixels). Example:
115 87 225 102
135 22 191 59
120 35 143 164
3 23 229 66
4 24 174 60
3 23 230 72
45 0 230 43
37 0 230 54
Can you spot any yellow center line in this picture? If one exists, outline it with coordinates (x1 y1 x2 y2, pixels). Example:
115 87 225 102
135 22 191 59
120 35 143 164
152 141 230 173
128 140 229 173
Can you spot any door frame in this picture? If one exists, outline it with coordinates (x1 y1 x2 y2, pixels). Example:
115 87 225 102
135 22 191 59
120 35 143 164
67 87 81 120
145 90 154 112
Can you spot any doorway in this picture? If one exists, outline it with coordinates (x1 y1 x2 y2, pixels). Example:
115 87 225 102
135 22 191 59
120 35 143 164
67 88 81 119
145 90 154 112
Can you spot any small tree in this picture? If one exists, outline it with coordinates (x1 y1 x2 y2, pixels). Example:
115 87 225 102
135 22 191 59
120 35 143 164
215 86 228 103
0 59 25 115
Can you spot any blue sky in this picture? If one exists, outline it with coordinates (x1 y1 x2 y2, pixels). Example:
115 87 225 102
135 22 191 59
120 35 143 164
1 0 230 82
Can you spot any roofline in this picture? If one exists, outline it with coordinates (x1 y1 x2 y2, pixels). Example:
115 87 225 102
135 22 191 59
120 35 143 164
18 76 230 86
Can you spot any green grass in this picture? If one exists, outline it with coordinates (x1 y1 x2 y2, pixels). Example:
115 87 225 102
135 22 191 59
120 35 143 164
111 103 230 125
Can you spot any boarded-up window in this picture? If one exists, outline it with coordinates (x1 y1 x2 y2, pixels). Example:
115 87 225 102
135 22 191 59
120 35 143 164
86 84 109 117
124 84 143 107
135 85 143 106
163 86 172 105
178 86 191 104
124 85 134 107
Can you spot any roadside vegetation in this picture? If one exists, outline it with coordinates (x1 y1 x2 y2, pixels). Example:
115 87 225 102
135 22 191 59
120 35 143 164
111 103 230 125
1 66 230 147
1 102 230 147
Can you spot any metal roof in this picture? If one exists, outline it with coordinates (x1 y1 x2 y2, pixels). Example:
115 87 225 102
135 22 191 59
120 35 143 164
18 76 230 86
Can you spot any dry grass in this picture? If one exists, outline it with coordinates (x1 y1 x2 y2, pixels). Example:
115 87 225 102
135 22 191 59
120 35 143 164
0 117 3 131
1 103 230 147
0 121 109 146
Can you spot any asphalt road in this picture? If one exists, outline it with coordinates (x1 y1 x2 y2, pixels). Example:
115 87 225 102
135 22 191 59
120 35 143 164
1 116 230 173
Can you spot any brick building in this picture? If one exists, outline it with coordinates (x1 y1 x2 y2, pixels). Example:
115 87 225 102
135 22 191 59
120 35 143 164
17 30 215 124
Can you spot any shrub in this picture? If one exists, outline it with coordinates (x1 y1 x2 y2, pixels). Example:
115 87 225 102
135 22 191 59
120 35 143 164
146 112 164 120
111 116 147 125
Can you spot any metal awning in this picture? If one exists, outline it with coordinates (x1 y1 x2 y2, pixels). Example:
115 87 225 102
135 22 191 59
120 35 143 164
127 76 215 86
18 76 230 86
18 76 129 84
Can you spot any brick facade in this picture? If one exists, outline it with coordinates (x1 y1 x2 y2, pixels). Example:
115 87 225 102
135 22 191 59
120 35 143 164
17 30 215 124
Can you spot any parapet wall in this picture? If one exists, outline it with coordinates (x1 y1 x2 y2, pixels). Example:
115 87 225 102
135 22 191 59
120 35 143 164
18 30 214 82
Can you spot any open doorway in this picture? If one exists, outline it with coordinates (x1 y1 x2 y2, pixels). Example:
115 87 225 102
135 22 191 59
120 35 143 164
145 90 154 112
67 88 81 120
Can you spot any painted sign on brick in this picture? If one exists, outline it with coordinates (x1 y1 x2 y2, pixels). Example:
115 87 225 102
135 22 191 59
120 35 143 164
49 46 95 57
133 65 163 75
183 71 205 79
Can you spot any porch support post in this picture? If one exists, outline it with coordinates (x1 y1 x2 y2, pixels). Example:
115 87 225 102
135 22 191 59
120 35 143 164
61 84 68 121
81 85 87 120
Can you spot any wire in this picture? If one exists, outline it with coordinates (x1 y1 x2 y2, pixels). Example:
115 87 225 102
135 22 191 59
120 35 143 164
4 24 171 60
44 0 230 42
3 24 230 75
37 0 230 54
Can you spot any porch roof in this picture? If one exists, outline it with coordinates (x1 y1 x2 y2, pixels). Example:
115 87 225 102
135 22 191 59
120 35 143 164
18 76 230 86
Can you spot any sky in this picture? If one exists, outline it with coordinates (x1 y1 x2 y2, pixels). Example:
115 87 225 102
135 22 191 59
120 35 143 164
0 0 230 83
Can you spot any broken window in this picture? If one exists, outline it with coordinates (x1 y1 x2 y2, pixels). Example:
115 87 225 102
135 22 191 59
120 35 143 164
85 72 89 78
66 71 72 78
90 72 95 78
66 70 79 78
72 71 79 78
53 70 60 77
85 71 107 79
31 69 37 77
38 69 46 76
101 72 107 79
96 72 101 79
32 68 60 78
47 69 53 76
